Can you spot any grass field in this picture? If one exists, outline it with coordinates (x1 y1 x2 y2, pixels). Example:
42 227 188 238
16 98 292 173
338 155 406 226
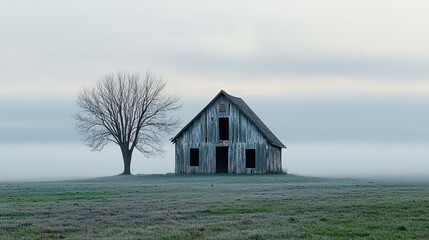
0 174 428 239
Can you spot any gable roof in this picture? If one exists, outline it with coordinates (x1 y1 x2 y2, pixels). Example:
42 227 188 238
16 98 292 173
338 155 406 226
172 90 286 148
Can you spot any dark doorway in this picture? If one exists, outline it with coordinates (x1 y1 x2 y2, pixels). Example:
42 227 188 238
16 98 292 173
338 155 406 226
190 148 199 166
246 149 256 168
216 146 228 173
219 117 229 140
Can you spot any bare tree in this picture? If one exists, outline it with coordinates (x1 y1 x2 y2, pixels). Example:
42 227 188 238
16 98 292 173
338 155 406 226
74 71 181 175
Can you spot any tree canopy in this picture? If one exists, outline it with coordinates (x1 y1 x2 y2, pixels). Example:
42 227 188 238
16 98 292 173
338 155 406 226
74 71 181 174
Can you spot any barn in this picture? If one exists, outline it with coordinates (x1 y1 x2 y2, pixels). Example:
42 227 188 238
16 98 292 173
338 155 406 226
171 90 286 174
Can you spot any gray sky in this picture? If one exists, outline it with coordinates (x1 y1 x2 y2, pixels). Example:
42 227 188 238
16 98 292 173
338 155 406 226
1 1 428 180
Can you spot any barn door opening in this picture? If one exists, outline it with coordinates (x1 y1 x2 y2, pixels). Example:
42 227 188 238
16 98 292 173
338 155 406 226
216 146 228 173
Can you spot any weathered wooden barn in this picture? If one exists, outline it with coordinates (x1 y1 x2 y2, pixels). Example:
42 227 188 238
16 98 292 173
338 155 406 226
171 90 286 174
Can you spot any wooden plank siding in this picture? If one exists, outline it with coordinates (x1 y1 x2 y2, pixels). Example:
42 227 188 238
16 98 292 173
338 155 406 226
174 95 282 174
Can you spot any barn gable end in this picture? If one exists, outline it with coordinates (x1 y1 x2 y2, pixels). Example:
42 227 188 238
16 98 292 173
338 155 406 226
172 90 285 174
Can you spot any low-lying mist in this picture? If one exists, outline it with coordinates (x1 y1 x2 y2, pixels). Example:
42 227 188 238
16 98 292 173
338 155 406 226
0 141 428 181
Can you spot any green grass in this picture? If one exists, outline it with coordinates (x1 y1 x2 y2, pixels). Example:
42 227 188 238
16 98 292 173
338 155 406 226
203 201 272 215
0 174 428 239
0 191 118 203
0 212 35 217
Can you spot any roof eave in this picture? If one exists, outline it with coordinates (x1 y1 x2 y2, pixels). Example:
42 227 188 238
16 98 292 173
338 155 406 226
270 142 287 149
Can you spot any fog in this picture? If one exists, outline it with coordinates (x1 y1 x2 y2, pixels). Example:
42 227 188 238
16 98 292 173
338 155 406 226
1 96 428 181
1 96 428 143
1 1 428 180
1 141 429 182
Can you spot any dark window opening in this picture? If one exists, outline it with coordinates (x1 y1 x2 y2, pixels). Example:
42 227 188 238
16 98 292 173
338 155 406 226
190 148 199 166
219 104 226 112
219 117 229 140
246 149 256 168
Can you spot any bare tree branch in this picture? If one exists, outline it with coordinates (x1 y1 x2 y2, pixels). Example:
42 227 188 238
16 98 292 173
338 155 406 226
73 71 181 174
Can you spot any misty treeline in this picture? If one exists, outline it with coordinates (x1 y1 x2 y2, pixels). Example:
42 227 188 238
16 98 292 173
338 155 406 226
74 71 181 174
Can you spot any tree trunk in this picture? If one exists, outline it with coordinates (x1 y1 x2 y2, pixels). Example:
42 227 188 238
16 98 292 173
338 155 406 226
120 145 133 175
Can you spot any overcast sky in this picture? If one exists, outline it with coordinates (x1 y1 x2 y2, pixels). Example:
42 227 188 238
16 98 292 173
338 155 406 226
1 1 428 180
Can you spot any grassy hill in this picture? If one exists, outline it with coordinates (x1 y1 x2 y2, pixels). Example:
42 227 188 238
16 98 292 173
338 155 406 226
0 174 428 239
